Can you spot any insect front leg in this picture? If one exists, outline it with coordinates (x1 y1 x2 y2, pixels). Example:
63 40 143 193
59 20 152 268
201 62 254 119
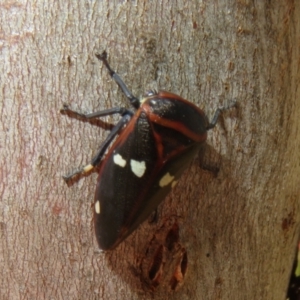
60 105 131 119
96 51 140 109
206 101 237 130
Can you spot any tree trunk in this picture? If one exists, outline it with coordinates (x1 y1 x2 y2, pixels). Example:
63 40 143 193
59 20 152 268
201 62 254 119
1 1 299 299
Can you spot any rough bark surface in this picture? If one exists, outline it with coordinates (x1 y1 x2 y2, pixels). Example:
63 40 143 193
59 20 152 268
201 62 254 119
1 1 299 299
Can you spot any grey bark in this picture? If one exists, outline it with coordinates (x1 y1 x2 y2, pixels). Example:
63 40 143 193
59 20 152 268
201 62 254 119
1 1 299 299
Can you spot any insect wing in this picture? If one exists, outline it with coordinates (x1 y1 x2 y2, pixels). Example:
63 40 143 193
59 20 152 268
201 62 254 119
94 110 158 250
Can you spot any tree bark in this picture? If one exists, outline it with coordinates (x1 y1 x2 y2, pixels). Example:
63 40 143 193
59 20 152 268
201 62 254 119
1 1 299 299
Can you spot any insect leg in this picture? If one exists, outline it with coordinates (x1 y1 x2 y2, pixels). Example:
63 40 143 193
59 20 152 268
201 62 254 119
96 51 140 109
62 113 132 183
206 101 236 130
60 104 131 119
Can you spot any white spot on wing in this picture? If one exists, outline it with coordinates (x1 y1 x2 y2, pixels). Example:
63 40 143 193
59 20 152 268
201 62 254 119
159 172 175 187
130 159 146 177
95 200 101 214
113 153 127 167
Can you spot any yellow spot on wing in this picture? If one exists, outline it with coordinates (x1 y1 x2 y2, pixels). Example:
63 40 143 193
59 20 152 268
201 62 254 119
171 180 178 188
139 97 148 104
159 172 175 187
83 164 94 173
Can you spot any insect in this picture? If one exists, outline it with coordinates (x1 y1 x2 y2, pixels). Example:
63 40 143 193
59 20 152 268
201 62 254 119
61 51 234 251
